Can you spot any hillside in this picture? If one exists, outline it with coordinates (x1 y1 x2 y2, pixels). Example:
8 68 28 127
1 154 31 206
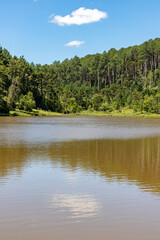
1 38 160 115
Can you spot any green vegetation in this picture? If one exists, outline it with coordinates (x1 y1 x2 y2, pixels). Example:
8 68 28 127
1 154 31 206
1 38 160 117
79 109 160 118
9 109 63 117
1 108 160 118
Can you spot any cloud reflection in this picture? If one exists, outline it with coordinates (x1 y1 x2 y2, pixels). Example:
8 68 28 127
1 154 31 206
51 194 101 219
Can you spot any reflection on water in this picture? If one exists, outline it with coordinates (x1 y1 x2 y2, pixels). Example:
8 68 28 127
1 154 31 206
47 137 160 195
0 137 160 195
0 116 160 240
1 116 160 146
51 194 100 219
0 147 29 181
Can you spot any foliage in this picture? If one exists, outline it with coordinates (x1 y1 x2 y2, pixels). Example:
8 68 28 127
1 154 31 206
0 97 9 113
1 38 160 115
16 92 36 111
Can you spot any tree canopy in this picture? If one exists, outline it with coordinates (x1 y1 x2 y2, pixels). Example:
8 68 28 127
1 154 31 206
1 38 160 114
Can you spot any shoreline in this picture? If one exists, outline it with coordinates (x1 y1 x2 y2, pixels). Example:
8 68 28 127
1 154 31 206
0 109 160 118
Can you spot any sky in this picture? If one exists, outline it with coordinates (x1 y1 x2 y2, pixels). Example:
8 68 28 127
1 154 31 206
0 0 160 64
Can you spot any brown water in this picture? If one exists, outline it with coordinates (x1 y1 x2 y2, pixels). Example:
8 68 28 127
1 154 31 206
0 116 160 240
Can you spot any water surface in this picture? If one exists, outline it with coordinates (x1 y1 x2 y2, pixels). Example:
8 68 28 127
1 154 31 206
0 116 160 240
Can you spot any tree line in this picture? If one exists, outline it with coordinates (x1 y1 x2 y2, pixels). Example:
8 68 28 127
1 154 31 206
1 38 160 114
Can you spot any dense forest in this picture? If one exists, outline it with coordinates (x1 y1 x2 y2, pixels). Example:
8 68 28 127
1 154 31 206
1 38 160 114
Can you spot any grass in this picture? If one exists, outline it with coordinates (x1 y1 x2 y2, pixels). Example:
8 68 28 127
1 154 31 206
0 108 160 118
9 109 64 117
79 108 160 118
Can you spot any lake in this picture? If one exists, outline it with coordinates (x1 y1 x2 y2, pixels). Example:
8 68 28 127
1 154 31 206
0 116 160 240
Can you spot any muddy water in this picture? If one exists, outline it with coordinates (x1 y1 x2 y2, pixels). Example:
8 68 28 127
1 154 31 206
0 116 160 240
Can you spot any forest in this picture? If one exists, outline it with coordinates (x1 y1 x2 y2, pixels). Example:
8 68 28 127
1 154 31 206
1 38 160 115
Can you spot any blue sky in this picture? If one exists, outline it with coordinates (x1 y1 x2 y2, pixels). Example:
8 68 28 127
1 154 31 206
0 0 160 64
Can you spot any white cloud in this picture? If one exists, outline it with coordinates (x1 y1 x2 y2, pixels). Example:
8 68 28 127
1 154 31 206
65 41 85 47
50 7 107 26
49 14 54 19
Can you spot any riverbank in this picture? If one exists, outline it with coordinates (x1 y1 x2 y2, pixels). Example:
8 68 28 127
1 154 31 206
0 108 160 118
79 109 160 118
0 109 64 117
